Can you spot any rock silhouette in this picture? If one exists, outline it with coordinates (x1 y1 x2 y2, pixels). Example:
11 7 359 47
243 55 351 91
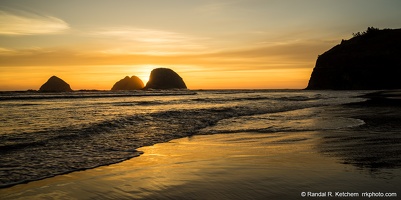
144 68 187 89
39 76 73 92
306 27 401 90
111 76 144 91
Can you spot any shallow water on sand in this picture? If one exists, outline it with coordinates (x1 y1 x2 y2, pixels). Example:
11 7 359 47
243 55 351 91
1 131 400 199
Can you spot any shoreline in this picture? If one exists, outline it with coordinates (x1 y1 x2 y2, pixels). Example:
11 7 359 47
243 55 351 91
0 132 378 199
322 90 401 170
2 130 400 199
349 90 401 106
1 90 400 199
0 90 328 188
0 151 144 189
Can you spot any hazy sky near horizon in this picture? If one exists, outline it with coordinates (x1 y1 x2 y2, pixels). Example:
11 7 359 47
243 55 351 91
1 0 401 90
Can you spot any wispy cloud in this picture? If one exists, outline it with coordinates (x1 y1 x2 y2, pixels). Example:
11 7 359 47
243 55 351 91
91 27 210 55
97 28 187 43
0 39 333 70
0 10 69 35
0 47 16 55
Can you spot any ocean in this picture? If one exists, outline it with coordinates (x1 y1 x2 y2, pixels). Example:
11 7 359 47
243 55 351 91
0 90 368 189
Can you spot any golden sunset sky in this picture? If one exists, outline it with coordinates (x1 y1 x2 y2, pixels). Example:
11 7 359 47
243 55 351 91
1 0 401 90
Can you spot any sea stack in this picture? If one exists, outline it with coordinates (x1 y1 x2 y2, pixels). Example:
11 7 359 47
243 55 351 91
39 76 73 92
306 27 401 90
111 76 144 91
144 68 187 89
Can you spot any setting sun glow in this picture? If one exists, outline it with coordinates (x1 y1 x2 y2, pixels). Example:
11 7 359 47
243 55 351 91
1 0 401 90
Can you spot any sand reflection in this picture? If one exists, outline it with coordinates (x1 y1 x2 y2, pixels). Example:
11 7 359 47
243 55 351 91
2 131 400 199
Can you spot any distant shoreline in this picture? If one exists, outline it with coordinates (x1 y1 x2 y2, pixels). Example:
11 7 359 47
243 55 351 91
347 90 401 107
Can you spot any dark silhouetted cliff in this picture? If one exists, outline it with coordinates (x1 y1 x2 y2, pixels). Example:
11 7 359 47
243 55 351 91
306 28 401 90
111 76 144 91
144 68 187 89
39 76 73 92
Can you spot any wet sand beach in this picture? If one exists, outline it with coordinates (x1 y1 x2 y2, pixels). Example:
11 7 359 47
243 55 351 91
1 91 401 199
318 91 401 171
1 131 400 200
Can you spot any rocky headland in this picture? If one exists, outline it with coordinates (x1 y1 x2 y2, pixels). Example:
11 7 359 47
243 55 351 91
306 27 401 90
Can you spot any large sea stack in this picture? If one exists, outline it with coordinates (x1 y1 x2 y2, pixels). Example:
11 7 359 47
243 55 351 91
306 27 401 90
144 68 187 89
39 76 73 92
111 76 144 91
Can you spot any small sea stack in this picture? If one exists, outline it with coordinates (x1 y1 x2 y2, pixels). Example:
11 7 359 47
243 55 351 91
144 68 187 89
39 76 73 92
111 76 144 91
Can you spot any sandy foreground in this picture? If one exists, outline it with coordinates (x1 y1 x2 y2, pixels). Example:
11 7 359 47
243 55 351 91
1 129 400 199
